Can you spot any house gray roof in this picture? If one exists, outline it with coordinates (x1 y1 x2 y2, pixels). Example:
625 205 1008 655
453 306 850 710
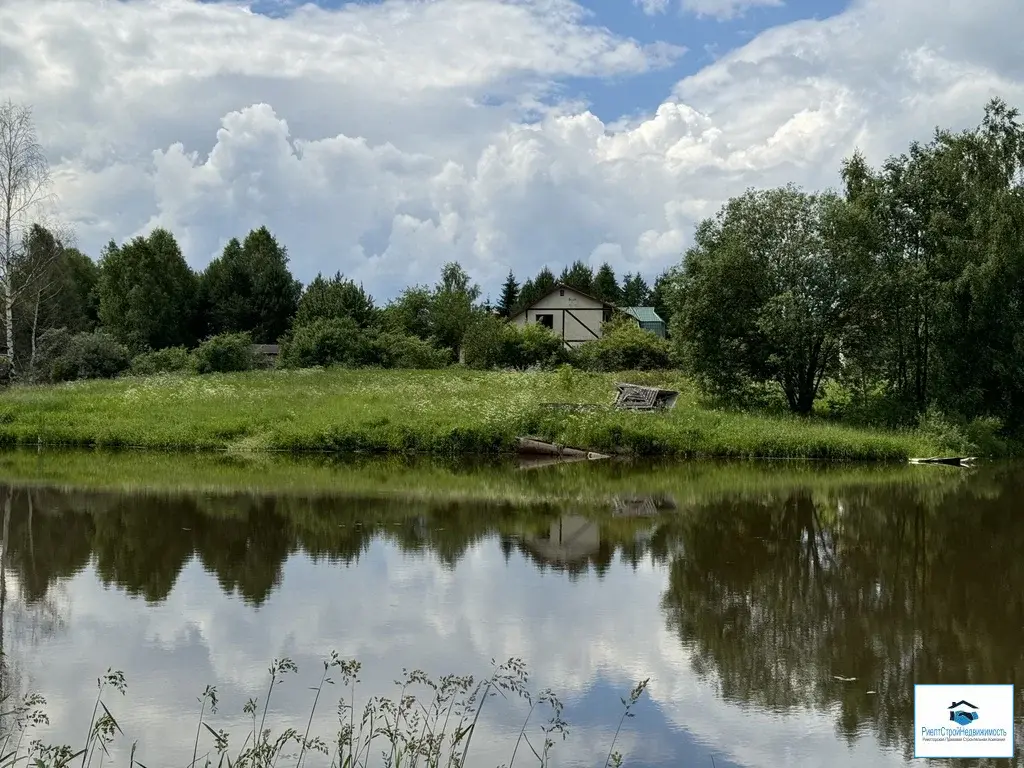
621 307 664 324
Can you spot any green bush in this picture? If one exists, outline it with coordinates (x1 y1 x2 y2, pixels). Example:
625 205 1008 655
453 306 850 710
192 332 256 374
365 330 451 369
575 318 672 372
514 322 569 368
279 318 365 369
130 346 192 376
462 316 567 370
462 314 506 369
35 329 131 383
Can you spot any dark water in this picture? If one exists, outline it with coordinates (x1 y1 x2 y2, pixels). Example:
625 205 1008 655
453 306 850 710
1 460 1022 767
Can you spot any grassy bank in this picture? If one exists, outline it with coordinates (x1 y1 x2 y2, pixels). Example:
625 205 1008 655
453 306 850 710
0 369 945 460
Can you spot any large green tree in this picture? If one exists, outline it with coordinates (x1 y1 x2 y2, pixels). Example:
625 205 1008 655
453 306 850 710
11 226 99 368
838 98 1024 429
558 260 593 295
294 272 375 329
97 228 199 352
516 266 556 312
430 261 481 357
199 226 301 343
620 272 651 306
592 263 619 304
671 185 873 414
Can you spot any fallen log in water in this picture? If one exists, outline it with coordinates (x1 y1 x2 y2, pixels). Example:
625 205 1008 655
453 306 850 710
516 436 610 461
909 456 977 467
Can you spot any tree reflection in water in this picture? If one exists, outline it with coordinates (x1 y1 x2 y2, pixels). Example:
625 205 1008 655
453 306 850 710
661 468 1024 766
1 464 1022 765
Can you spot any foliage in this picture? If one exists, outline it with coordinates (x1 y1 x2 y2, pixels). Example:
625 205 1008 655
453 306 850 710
619 273 651 306
592 262 620 304
671 185 873 415
199 227 302 343
575 316 672 372
294 272 375 329
32 328 130 383
97 228 199 353
191 332 257 374
129 346 192 376
3 657 648 768
463 315 568 370
279 317 367 369
430 261 482 356
649 268 679 334
498 269 520 317
363 328 452 369
516 267 556 314
380 285 434 340
558 260 594 295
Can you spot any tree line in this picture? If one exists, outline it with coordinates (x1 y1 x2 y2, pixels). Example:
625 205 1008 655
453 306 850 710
671 97 1024 439
3 96 1023 440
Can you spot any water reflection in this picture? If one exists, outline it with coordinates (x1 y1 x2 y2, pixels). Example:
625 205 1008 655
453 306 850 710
0 461 1021 767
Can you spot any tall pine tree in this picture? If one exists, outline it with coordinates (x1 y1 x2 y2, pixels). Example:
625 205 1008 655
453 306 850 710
620 272 651 306
498 269 519 317
559 260 594 295
592 263 620 303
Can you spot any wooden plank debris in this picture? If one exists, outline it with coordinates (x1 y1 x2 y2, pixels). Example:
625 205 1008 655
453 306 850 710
614 383 679 411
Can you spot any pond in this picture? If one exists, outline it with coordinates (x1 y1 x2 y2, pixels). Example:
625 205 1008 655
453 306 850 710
0 454 1021 767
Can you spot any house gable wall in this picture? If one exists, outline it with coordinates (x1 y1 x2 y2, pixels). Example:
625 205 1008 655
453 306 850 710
510 285 609 347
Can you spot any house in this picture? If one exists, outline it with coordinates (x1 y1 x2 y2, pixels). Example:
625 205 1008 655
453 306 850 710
620 306 667 338
509 283 614 349
510 282 666 348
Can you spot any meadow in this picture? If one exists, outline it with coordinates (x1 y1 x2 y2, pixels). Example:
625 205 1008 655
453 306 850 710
0 368 947 461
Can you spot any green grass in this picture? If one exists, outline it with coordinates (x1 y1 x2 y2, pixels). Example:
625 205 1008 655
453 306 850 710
6 657 649 768
0 368 946 461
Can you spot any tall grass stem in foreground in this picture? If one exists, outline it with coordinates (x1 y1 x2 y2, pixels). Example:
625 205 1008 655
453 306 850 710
4 656 649 768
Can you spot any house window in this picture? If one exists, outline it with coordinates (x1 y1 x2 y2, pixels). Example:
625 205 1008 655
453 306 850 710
536 314 554 329
559 289 565 296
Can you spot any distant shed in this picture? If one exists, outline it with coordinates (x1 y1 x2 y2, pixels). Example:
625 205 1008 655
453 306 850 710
620 307 667 338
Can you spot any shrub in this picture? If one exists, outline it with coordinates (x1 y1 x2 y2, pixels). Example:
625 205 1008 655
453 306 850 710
279 318 366 369
34 329 130 383
513 322 568 369
462 314 506 369
463 316 567 370
365 330 451 369
130 346 192 376
575 318 672 372
192 332 256 374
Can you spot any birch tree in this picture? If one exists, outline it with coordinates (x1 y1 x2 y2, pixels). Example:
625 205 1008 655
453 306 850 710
0 101 53 370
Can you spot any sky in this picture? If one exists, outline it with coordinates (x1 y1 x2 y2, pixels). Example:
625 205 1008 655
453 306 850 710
1 0 1023 302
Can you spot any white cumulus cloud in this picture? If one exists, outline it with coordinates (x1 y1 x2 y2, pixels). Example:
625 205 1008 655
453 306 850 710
0 0 1022 299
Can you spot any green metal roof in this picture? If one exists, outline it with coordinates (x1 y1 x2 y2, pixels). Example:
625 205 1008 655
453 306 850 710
621 306 664 324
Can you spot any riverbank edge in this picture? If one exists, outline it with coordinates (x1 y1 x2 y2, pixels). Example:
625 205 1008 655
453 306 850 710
0 369 949 461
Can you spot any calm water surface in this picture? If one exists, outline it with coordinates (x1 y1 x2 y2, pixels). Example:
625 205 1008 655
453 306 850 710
1 458 1022 767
